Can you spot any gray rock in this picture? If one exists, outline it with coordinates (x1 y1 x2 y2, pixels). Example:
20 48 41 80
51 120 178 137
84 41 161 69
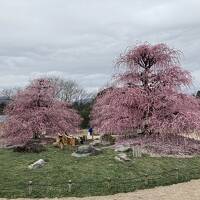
118 153 131 161
115 153 131 162
28 159 46 169
101 141 111 146
115 156 124 162
72 145 102 158
115 144 132 152
76 145 93 154
72 152 91 157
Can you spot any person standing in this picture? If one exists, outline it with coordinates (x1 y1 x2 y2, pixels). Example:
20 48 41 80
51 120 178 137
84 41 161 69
88 127 94 140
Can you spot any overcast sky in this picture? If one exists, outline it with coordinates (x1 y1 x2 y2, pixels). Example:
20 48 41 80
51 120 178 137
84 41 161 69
0 0 199 93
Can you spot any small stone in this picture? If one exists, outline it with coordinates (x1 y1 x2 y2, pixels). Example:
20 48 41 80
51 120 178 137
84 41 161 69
115 153 131 162
118 153 131 161
115 156 124 162
28 159 46 169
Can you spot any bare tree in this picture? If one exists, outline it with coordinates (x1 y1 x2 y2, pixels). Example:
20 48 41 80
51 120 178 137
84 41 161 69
0 87 21 99
46 76 88 103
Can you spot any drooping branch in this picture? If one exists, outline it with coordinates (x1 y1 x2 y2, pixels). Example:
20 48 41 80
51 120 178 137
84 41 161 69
91 43 200 140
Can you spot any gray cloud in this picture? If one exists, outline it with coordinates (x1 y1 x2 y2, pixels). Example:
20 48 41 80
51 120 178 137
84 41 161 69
0 0 199 92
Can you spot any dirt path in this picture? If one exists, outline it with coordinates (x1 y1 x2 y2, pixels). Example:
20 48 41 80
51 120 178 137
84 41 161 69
1 179 200 200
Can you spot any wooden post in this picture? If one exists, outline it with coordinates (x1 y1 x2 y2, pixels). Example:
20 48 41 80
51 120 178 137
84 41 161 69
28 181 32 195
132 147 135 157
144 174 148 186
68 180 72 192
175 168 179 181
138 146 142 157
107 177 111 190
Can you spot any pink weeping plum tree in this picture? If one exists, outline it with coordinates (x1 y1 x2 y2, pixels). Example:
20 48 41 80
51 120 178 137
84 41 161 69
91 43 200 140
4 79 81 145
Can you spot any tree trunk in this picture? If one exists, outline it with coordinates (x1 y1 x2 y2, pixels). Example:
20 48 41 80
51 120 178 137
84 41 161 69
141 68 151 135
33 132 39 140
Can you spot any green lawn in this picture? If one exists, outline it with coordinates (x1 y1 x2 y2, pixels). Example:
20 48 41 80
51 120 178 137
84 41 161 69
1 146 200 198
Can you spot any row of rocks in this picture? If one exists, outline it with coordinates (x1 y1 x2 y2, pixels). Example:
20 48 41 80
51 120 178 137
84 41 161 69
28 144 136 170
71 135 116 158
72 144 135 164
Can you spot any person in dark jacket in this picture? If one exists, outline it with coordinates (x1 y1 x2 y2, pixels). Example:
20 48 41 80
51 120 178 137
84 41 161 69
88 127 94 140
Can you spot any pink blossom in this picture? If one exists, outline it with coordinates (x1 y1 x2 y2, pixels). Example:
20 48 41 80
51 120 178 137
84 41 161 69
4 79 81 144
91 43 200 140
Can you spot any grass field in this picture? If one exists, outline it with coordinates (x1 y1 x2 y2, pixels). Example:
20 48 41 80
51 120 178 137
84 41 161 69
1 146 200 198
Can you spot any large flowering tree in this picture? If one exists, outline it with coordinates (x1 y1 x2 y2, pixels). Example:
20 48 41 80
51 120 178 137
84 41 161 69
4 79 81 144
91 43 200 140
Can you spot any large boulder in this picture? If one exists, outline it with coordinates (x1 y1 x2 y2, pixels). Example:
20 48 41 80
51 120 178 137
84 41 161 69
76 145 93 154
72 145 102 157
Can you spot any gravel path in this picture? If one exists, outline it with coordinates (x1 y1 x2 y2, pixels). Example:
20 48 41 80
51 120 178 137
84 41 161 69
1 179 200 200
